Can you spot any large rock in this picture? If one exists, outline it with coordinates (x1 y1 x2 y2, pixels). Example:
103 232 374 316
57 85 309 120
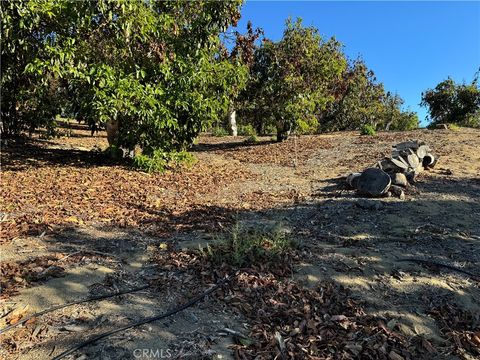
355 168 392 197
346 172 361 188
422 153 436 168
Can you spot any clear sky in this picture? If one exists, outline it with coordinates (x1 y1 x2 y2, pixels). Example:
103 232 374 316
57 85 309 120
233 1 480 125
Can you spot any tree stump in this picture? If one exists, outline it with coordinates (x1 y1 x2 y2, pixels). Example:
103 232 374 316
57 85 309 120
355 168 392 197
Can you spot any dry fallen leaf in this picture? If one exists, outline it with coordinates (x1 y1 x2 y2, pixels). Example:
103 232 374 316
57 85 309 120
6 305 29 325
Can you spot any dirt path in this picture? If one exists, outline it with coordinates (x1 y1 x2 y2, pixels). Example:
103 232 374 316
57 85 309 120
1 126 479 359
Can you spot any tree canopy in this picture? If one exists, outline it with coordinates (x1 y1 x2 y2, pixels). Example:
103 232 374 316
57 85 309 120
1 0 247 156
235 19 418 140
421 76 480 128
2 3 435 167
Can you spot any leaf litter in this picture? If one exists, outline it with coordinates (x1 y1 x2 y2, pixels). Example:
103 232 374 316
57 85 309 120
1 126 479 358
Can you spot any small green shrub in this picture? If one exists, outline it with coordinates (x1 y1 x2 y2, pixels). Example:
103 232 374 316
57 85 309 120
238 124 257 137
133 150 195 172
204 223 295 268
244 134 258 143
212 126 229 137
448 123 460 131
360 124 377 136
464 111 480 128
264 124 277 136
105 145 124 159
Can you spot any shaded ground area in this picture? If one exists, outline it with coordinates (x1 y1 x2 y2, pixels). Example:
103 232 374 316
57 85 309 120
1 123 479 359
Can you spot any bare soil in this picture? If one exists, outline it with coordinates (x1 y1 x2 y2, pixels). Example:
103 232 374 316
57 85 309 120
1 124 479 359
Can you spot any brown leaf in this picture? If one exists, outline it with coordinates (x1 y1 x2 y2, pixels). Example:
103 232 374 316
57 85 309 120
389 350 404 360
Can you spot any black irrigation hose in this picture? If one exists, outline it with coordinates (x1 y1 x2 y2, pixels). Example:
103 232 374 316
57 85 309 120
398 258 480 280
0 284 151 335
51 277 230 360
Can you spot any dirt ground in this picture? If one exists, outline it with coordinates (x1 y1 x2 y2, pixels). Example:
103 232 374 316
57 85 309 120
1 123 479 359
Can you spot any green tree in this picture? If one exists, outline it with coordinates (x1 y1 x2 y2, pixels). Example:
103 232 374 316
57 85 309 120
322 60 418 132
1 0 66 136
322 60 384 131
382 93 419 131
421 76 480 128
239 18 347 141
1 0 247 158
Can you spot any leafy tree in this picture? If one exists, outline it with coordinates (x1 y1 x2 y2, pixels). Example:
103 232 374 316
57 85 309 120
1 0 247 158
421 76 480 128
1 0 67 136
237 20 416 137
382 93 419 131
322 60 418 132
215 20 263 135
239 18 347 141
321 60 384 131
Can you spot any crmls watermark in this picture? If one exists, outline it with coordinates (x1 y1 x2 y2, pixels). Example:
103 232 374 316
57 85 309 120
133 348 173 359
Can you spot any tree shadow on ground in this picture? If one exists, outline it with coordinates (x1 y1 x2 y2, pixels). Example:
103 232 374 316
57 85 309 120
55 120 92 131
190 138 272 153
3 176 479 359
1 139 124 171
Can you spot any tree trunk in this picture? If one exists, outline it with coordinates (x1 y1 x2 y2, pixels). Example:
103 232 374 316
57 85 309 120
106 119 119 146
355 168 391 197
229 110 237 137
276 120 291 142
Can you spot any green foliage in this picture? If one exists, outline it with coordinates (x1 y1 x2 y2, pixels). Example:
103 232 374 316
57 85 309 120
387 111 419 131
237 19 416 136
264 124 277 135
464 110 480 128
380 93 419 131
244 134 258 143
421 77 480 128
321 63 418 132
2 1 425 153
1 0 247 158
238 18 346 141
360 124 377 136
204 223 295 267
133 150 195 173
447 123 461 131
237 124 257 137
212 126 230 137
323 60 383 131
105 145 124 160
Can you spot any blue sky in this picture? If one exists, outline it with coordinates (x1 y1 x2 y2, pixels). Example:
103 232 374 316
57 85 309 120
233 1 480 125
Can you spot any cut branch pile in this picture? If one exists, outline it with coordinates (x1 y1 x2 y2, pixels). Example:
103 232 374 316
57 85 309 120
347 140 437 198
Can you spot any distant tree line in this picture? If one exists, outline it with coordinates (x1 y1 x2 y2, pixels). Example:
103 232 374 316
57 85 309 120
232 19 419 140
1 1 478 169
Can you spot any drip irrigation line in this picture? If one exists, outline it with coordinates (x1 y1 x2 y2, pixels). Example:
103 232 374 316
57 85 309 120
0 284 151 335
397 258 479 280
51 277 230 360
